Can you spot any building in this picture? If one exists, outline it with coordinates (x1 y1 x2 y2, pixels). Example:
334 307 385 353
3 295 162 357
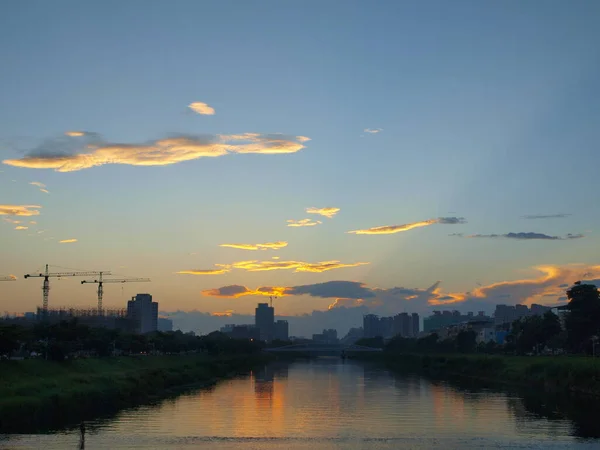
424 310 492 332
231 325 261 340
157 317 173 332
255 303 274 342
363 314 381 338
312 329 338 344
494 304 552 326
273 320 289 341
127 293 158 334
411 313 420 337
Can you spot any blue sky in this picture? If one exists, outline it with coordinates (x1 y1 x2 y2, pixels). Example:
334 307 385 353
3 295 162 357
1 1 599 320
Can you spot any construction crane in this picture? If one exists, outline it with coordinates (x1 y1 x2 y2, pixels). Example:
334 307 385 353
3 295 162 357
0 276 16 281
270 296 277 307
81 272 150 314
24 264 110 312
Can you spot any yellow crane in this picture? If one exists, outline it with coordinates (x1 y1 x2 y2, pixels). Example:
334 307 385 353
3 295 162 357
81 272 150 314
24 264 109 312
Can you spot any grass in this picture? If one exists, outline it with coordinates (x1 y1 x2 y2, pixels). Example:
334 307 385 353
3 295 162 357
0 354 271 432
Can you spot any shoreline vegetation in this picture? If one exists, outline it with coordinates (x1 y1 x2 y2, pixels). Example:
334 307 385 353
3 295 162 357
0 353 271 433
359 352 600 396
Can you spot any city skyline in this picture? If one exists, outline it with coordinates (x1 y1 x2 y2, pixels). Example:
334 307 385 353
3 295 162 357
2 1 600 327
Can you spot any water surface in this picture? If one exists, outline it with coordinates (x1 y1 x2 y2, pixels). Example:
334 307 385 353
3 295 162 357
2 358 599 449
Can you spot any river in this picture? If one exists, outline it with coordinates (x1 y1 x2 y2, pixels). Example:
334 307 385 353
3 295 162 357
2 358 599 449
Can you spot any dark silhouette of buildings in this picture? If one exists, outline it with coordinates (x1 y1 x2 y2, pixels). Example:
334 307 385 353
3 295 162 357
363 313 420 339
424 310 490 332
312 328 338 344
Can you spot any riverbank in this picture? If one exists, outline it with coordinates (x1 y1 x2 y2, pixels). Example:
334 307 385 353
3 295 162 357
0 353 271 432
364 353 600 396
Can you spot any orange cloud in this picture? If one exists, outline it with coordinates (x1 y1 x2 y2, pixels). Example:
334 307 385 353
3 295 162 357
219 241 288 251
59 238 77 244
348 219 437 235
3 218 20 224
0 205 41 217
211 310 234 317
306 207 340 219
15 226 28 230
3 134 310 172
39 188 50 194
29 181 46 188
228 259 369 273
202 285 289 298
188 102 215 115
287 218 322 227
65 131 86 137
176 268 230 275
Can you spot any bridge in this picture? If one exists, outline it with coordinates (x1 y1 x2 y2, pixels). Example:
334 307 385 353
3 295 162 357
264 342 382 355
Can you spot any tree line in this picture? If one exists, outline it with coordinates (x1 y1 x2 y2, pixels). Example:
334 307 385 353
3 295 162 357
358 282 600 356
0 320 263 361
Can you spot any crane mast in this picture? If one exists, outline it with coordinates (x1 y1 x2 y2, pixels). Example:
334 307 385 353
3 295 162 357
81 273 150 314
24 264 110 313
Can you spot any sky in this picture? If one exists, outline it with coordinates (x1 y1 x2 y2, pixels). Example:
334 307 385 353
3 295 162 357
1 1 600 334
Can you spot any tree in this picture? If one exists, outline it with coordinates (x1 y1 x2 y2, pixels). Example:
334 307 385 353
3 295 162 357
0 325 23 358
564 282 600 353
456 330 477 353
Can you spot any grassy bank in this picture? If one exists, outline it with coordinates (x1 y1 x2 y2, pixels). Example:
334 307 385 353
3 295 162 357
0 354 270 432
367 353 600 396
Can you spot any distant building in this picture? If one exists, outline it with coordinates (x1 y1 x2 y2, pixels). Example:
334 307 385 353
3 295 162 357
313 328 338 344
127 294 158 334
157 317 173 332
341 327 364 344
424 310 492 332
255 303 274 342
494 304 551 326
411 313 420 336
274 320 289 341
231 325 261 340
363 314 381 338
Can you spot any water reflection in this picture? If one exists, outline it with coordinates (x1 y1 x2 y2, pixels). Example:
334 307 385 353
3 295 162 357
2 359 600 449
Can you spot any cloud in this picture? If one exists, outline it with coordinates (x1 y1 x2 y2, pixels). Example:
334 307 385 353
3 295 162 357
65 131 98 137
8 274 17 280
364 128 383 134
522 214 571 219
348 219 437 235
176 269 230 275
3 133 310 172
3 218 21 224
272 256 280 260
224 259 369 273
287 218 322 227
59 239 77 244
219 241 288 251
29 221 37 224
437 217 467 224
348 217 466 235
29 181 46 188
288 281 375 299
306 207 340 219
0 205 41 216
202 285 286 298
188 102 215 115
39 188 50 194
15 226 28 230
466 232 584 240
211 310 234 317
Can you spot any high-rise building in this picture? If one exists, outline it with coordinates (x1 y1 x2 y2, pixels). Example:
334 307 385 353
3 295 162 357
255 303 274 342
274 320 289 341
127 293 158 334
363 314 381 338
411 313 420 337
